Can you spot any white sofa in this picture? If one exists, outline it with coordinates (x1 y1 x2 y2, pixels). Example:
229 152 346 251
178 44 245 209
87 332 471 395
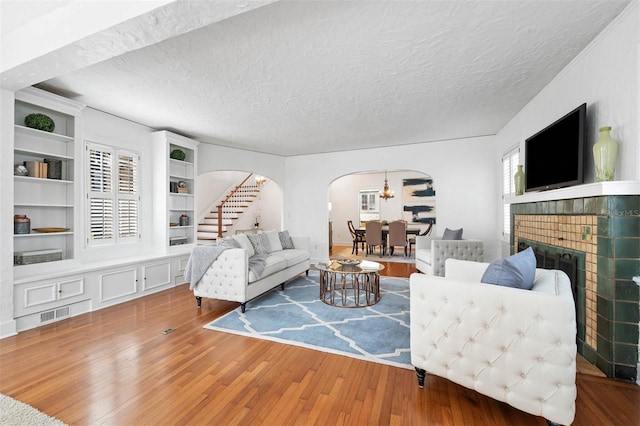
193 235 310 312
415 235 484 276
410 258 577 425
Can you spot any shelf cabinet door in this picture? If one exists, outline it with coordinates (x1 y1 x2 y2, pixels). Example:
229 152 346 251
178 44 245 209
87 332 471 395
142 262 172 292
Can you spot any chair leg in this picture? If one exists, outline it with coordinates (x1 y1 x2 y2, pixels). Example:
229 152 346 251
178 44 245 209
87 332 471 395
415 367 426 388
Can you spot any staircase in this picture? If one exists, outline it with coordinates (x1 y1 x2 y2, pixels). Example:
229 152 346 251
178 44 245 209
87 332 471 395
197 174 261 245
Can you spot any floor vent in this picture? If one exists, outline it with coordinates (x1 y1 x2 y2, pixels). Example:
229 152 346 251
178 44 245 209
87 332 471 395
40 306 71 323
40 310 55 323
56 306 70 318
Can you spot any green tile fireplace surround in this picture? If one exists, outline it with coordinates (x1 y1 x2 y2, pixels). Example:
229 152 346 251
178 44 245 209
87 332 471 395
511 194 639 382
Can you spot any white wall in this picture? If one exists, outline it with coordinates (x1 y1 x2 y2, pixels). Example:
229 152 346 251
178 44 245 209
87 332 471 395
79 108 158 262
495 2 639 256
0 89 16 337
284 136 499 263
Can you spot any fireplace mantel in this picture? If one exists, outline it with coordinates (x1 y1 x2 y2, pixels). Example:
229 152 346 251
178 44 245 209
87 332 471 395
506 180 640 204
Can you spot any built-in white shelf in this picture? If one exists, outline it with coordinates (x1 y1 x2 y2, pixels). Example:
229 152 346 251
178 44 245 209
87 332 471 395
506 181 640 204
14 231 73 238
14 176 73 185
15 203 74 208
14 124 74 143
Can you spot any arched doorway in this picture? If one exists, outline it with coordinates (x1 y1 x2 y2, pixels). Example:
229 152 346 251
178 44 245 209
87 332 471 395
328 170 434 248
196 170 283 243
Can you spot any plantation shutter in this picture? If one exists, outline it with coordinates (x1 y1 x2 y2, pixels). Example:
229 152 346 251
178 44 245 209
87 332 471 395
502 147 520 237
86 143 141 246
117 152 139 239
88 145 114 244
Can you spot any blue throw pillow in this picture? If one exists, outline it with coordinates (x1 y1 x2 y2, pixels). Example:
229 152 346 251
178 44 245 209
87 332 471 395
442 227 463 240
481 247 536 290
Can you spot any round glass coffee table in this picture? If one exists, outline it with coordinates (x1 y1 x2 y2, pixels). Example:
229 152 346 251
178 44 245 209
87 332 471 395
316 260 384 308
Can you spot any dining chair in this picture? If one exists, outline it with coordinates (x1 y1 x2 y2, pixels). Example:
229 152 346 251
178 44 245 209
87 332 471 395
388 220 408 257
348 220 365 254
365 220 385 256
408 222 433 256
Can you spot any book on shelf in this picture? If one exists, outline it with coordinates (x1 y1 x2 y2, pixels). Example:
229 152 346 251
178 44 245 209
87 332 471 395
24 160 47 178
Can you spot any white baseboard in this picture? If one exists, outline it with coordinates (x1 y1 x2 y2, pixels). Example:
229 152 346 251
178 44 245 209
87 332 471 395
0 319 17 339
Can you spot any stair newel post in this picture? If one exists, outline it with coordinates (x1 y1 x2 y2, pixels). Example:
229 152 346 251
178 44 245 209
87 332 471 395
217 204 223 238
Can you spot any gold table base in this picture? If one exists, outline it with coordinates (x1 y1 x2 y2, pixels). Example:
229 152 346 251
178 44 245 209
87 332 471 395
318 265 381 308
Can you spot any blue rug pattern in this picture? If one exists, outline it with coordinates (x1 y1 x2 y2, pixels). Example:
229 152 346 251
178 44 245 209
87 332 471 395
204 271 412 369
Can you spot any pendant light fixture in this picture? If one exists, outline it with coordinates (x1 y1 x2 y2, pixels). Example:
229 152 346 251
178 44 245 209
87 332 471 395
379 170 394 201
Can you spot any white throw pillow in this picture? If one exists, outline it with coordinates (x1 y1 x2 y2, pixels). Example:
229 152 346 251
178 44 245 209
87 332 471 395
265 230 283 252
232 233 255 257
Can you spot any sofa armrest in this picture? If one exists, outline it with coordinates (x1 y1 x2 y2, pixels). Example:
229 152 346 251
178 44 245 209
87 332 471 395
410 272 576 425
416 235 439 251
291 236 310 251
193 248 249 302
445 258 490 281
431 239 483 277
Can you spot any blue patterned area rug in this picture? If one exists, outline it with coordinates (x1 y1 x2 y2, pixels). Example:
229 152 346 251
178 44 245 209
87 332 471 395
204 271 412 369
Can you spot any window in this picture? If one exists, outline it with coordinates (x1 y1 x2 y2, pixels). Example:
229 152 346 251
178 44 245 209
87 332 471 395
502 146 520 238
86 142 140 246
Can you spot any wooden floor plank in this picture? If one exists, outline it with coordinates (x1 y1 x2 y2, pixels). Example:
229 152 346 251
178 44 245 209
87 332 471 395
0 247 637 425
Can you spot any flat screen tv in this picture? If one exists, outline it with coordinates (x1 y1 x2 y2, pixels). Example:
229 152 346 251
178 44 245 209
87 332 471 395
525 103 586 192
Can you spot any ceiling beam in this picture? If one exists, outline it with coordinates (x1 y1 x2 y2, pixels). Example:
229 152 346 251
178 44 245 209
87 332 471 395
1 0 277 91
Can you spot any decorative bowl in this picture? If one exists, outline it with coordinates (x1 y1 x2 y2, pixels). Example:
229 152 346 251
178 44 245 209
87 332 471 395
337 259 361 267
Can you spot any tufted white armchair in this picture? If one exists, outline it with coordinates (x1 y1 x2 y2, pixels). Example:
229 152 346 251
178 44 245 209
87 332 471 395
415 235 484 276
410 259 577 425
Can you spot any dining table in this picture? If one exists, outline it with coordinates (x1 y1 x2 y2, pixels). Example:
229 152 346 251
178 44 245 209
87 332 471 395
354 226 421 255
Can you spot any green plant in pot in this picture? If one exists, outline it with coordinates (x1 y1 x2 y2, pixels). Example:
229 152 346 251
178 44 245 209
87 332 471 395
170 149 186 161
24 113 55 132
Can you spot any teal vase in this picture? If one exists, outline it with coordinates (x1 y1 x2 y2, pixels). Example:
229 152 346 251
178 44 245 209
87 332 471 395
514 165 525 196
593 126 618 181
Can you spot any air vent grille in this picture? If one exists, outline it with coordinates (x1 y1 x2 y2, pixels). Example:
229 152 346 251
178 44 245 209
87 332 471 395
56 306 70 318
39 306 71 323
40 310 55 323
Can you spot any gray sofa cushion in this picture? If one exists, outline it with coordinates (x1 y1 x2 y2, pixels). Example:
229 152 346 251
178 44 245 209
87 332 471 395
248 232 271 255
443 227 463 240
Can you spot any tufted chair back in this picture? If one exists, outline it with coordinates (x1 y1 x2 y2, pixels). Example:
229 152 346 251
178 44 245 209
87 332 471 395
410 259 577 425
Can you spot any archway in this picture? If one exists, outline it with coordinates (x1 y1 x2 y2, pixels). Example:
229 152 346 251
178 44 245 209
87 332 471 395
328 169 435 248
196 170 283 242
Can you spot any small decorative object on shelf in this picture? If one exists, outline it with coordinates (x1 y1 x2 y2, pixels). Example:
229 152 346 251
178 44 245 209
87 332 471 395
14 164 28 176
179 214 189 226
44 158 62 179
169 236 188 246
14 214 31 234
14 248 63 265
593 126 618 182
514 164 525 195
170 149 186 160
177 180 188 193
24 113 55 132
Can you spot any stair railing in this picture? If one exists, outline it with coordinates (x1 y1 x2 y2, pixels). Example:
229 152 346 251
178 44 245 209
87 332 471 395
216 173 255 238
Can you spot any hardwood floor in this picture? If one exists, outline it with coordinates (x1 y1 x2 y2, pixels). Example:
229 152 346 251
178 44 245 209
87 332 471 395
1 247 637 425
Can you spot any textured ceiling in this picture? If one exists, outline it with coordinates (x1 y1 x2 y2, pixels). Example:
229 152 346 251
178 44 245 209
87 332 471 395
31 0 629 156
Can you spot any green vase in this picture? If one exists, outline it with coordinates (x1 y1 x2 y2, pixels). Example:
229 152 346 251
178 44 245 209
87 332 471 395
593 126 618 182
514 165 525 196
